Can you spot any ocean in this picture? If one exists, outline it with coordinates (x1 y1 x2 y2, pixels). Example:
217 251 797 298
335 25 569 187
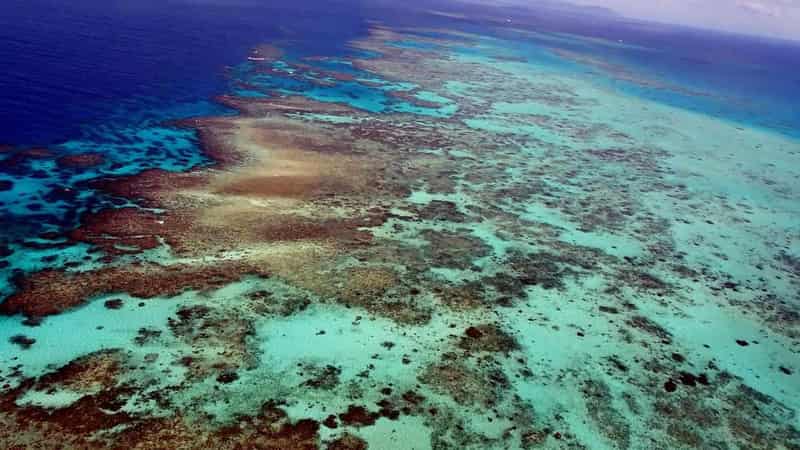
0 0 798 448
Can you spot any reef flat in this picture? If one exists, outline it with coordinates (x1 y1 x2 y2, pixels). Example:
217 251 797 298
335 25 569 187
0 24 799 449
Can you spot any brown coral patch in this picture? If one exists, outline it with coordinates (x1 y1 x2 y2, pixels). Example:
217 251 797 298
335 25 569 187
340 267 398 299
88 169 206 207
314 266 431 324
169 305 257 379
419 356 503 406
506 250 575 290
420 229 491 269
69 207 167 256
459 324 520 353
1 261 270 317
215 174 332 198
56 153 105 168
338 405 378 427
116 403 320 449
35 350 123 392
618 270 670 292
434 283 486 310
0 381 135 438
0 354 133 448
585 147 666 172
70 203 377 258
625 315 672 343
206 118 372 198
327 433 368 450
123 112 389 257
2 366 322 449
414 200 469 222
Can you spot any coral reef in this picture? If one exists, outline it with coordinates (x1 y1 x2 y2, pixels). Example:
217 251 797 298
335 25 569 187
0 23 798 450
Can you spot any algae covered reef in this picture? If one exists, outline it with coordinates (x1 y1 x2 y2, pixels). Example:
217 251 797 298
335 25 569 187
0 23 799 450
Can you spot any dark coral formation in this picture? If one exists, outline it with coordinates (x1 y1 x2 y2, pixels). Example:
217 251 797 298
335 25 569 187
56 153 105 169
1 261 271 317
9 334 36 349
459 324 520 354
327 433 368 450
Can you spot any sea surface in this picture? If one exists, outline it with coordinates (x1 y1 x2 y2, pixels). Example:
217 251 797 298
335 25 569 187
0 0 799 448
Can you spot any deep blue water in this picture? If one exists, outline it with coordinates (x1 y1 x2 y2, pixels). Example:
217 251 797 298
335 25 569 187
0 0 375 146
2 0 798 147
